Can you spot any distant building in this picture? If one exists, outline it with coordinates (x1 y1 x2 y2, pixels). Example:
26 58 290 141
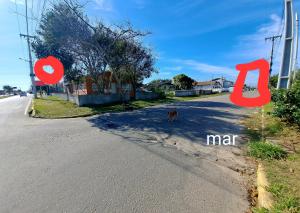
193 77 234 93
57 72 135 97
0 90 4 95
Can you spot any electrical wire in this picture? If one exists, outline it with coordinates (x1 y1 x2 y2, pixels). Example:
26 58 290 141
35 0 48 31
31 0 34 34
14 0 27 60
274 1 285 60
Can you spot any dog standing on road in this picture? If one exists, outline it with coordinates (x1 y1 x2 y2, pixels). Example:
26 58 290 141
168 109 178 122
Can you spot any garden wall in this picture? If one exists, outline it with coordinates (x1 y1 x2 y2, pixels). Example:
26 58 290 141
52 91 159 106
136 91 159 100
173 90 213 97
173 90 196 97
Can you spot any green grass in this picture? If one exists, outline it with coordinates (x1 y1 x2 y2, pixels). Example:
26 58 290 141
248 142 287 160
255 182 300 213
264 155 300 213
34 96 96 118
0 96 10 99
34 93 225 119
245 103 300 212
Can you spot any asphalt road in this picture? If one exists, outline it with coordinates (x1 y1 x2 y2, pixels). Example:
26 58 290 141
0 94 251 213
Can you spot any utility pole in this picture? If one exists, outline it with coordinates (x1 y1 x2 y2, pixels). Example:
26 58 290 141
278 0 294 89
265 35 282 76
293 13 299 81
20 0 37 98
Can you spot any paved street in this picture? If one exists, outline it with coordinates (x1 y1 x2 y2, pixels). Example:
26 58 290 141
0 94 252 213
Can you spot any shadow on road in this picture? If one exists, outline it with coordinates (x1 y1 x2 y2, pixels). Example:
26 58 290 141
85 98 251 199
86 99 249 146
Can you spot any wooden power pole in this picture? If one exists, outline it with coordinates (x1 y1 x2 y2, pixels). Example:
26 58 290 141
265 35 282 76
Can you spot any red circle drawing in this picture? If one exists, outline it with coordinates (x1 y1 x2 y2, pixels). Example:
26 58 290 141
34 56 64 85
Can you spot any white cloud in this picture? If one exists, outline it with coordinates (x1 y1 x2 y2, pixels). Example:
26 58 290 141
175 59 236 77
229 14 284 72
93 0 113 11
10 0 24 5
163 66 183 71
172 59 263 86
159 71 171 75
223 14 284 85
132 0 146 9
156 14 284 86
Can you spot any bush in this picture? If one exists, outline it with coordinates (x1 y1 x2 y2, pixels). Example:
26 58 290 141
272 80 300 126
165 91 175 97
248 142 287 160
151 88 166 99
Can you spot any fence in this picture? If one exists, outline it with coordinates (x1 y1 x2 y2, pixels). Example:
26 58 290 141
52 91 158 106
173 90 213 97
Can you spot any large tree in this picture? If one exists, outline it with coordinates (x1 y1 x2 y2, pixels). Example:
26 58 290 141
122 41 156 99
32 2 88 84
33 0 156 97
146 79 173 92
173 74 195 90
3 85 13 94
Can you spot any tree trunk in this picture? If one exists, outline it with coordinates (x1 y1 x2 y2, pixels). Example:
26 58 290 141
131 83 137 100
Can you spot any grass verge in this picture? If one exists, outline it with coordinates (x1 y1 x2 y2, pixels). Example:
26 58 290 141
34 96 95 118
248 142 287 160
33 93 225 119
244 103 300 213
0 96 10 99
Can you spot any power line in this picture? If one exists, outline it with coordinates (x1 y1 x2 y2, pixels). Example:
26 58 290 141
20 0 37 97
265 35 282 76
13 0 27 60
31 0 34 34
35 0 48 31
274 6 285 59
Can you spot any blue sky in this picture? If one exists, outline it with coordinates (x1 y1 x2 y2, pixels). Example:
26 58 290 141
1 0 300 90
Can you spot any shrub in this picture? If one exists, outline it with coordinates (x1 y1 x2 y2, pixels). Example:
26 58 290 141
272 80 300 126
248 142 287 160
165 91 175 97
151 88 166 99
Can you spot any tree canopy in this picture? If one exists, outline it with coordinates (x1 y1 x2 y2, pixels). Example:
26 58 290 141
146 79 174 92
172 74 195 90
32 0 156 98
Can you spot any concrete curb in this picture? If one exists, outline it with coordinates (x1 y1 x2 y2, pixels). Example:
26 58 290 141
31 99 36 117
257 163 273 209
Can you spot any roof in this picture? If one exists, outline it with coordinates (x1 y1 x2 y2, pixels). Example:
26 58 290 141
193 81 214 86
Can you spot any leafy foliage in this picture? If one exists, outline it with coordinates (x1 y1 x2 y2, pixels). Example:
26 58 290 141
145 79 174 92
272 80 300 126
270 74 278 88
32 1 156 97
172 74 195 90
32 3 85 83
248 142 287 160
2 85 13 93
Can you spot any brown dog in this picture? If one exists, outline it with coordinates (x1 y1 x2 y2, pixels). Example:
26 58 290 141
168 109 178 122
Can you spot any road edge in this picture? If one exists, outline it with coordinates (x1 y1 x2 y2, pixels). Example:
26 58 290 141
31 99 36 117
257 163 273 209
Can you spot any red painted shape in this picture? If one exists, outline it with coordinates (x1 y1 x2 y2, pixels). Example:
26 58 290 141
34 56 64 85
230 59 271 107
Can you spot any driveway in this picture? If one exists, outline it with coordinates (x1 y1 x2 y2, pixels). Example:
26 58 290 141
0 94 252 213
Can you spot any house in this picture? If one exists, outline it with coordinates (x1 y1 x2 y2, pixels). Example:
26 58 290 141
66 72 134 98
193 77 234 93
